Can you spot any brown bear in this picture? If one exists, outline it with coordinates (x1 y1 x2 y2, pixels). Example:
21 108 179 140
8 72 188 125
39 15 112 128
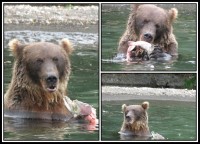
118 4 178 60
4 38 74 121
119 101 165 140
119 101 151 136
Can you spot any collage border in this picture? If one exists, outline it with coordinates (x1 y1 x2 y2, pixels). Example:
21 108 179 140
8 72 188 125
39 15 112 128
2 2 198 142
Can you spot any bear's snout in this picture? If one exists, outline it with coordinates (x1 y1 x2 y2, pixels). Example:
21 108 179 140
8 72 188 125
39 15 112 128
40 67 59 93
125 111 135 123
125 115 131 122
143 33 153 43
44 75 58 92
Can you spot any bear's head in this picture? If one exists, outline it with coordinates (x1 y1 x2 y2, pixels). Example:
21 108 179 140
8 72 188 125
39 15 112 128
8 39 73 94
120 101 150 136
132 4 178 44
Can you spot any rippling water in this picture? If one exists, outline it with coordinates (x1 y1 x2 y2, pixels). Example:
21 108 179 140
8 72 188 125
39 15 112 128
4 30 98 48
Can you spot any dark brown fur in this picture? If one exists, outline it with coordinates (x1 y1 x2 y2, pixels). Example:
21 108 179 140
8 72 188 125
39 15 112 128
4 39 74 121
118 4 178 56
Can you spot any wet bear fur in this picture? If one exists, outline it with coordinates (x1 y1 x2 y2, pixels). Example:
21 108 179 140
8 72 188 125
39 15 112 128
4 38 74 121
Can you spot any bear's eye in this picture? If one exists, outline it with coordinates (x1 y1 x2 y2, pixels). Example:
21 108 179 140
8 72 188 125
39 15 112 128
52 57 58 62
143 19 149 24
36 58 43 64
155 24 160 29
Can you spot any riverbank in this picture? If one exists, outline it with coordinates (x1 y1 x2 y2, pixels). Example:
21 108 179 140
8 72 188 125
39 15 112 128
102 74 196 89
102 86 196 102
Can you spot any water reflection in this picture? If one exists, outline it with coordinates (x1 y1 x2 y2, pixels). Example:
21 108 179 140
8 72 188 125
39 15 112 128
4 117 98 141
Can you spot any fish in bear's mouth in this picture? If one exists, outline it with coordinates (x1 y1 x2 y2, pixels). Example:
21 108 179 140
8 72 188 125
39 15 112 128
126 41 155 62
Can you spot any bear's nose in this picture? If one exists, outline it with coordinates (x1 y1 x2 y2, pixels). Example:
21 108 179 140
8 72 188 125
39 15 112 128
143 33 153 42
125 115 131 121
46 75 57 83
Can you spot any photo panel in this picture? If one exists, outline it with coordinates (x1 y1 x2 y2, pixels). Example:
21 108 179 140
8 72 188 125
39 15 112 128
101 3 197 71
3 3 99 141
101 73 197 141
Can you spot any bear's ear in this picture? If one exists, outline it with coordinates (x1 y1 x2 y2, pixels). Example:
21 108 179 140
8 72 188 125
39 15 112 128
121 104 127 112
60 38 74 55
168 8 178 22
8 39 26 58
141 101 149 110
131 4 140 12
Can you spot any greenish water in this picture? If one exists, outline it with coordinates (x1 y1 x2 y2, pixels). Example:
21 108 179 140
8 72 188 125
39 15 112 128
3 30 99 141
4 117 98 141
102 100 197 141
101 4 197 71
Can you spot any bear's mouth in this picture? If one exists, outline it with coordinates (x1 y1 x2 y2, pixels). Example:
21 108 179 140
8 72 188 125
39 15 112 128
140 32 154 44
141 37 153 44
47 85 57 92
40 79 58 93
